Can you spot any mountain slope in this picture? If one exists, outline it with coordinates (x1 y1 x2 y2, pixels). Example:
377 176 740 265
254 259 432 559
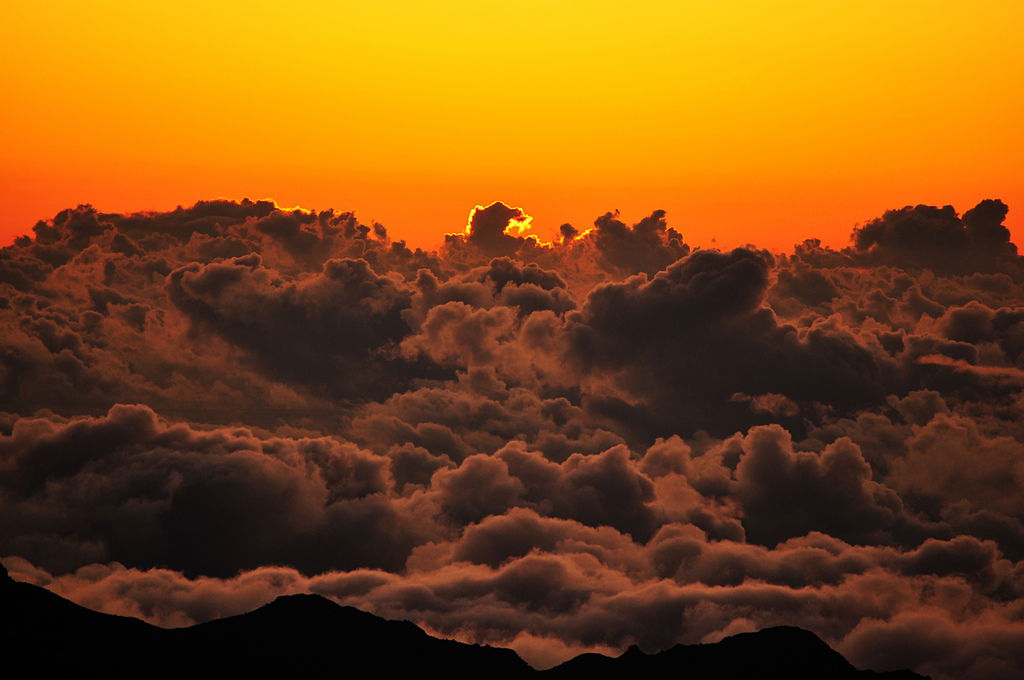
546 626 927 679
1 564 927 679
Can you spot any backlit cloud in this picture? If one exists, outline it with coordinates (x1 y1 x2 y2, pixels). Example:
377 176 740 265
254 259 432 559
2 197 1023 679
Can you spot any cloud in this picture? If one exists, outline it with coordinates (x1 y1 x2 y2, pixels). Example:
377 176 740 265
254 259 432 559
566 248 897 437
2 196 1024 679
851 200 1017 274
587 210 690 276
0 406 439 577
458 203 535 258
167 254 430 399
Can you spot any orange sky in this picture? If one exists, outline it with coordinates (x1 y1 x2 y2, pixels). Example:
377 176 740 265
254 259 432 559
2 1 1022 252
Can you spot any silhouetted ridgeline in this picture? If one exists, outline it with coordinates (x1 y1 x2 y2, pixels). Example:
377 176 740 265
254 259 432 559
3 564 925 679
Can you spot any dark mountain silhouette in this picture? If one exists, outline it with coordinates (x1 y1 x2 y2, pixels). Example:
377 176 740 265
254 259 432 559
546 627 927 679
2 563 927 679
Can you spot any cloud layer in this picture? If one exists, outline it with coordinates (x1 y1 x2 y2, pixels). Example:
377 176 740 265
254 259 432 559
3 198 1024 679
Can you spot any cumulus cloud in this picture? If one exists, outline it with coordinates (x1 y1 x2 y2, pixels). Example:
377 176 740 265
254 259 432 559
2 196 1024 679
851 200 1018 274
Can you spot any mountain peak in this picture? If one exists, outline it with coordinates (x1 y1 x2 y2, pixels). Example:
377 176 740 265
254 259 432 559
261 592 341 612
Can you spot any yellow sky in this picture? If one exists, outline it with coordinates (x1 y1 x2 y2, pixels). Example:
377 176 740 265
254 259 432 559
2 1 1022 251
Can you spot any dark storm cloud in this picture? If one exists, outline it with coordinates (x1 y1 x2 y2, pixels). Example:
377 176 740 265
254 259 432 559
166 254 433 399
566 248 897 437
406 257 575 320
732 426 926 547
587 210 690 276
0 406 441 577
3 196 1024 680
0 200 445 421
851 200 1018 274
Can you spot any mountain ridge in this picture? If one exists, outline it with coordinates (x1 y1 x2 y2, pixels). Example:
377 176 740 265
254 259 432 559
1 562 928 679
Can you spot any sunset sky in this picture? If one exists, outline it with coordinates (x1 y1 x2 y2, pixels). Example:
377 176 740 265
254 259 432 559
3 0 1022 250
5 5 1024 680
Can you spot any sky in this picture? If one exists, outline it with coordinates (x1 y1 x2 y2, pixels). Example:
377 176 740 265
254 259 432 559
4 4 1024 680
2 1 1022 250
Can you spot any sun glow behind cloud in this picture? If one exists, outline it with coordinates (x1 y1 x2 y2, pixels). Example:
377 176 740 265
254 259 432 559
1 0 1022 250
